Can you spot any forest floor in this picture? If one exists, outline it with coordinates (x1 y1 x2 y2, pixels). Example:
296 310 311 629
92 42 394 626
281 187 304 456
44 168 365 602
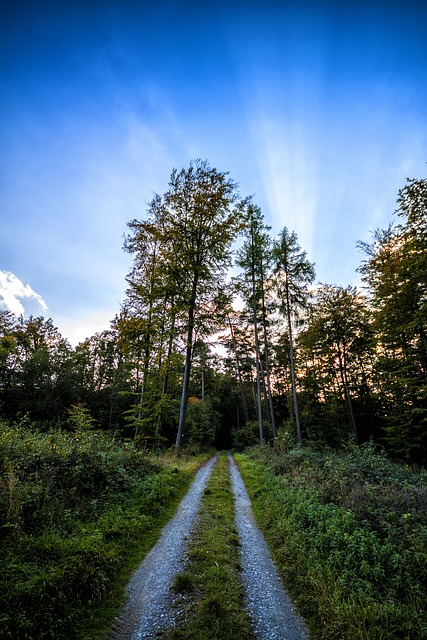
109 451 308 640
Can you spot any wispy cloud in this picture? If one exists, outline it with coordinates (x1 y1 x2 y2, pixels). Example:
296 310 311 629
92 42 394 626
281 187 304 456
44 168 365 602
0 271 47 317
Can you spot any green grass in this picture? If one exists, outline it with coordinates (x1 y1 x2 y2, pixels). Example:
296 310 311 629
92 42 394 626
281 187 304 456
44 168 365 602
162 451 254 640
0 420 210 640
235 443 427 640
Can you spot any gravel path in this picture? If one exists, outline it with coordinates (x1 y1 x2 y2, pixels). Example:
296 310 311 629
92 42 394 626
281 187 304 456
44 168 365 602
229 453 309 640
108 454 218 640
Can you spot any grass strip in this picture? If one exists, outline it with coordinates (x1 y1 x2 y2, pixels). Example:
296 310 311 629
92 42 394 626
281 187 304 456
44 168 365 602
162 451 254 640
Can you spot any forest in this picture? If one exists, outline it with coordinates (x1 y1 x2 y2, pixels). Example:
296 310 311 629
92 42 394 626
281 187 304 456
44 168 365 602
1 161 426 639
0 161 426 462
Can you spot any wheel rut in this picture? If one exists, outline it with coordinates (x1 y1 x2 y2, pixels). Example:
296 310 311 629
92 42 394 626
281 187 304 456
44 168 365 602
108 454 219 640
229 453 308 640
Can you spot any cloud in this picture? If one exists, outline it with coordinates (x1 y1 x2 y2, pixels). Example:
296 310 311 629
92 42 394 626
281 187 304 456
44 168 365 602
54 309 115 347
0 271 47 317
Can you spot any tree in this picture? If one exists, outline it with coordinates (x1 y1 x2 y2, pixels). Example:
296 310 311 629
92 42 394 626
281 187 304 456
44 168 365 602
358 177 427 459
2 316 75 421
298 285 373 444
235 204 275 445
272 227 315 443
125 160 246 448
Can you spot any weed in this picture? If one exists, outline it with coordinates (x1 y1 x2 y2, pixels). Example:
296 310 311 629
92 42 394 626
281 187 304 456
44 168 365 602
173 572 196 593
0 419 209 639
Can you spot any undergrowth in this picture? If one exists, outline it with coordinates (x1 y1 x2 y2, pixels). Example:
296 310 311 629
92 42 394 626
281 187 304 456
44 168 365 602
236 441 427 640
162 451 254 640
0 419 208 640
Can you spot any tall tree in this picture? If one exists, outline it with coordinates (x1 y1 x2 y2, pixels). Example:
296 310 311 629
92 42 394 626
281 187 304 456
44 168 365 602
164 161 245 447
236 204 275 445
126 160 246 448
273 227 315 443
298 285 372 444
358 177 427 459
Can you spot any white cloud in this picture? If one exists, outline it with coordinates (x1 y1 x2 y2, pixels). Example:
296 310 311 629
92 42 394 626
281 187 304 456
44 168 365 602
0 271 47 317
54 311 114 347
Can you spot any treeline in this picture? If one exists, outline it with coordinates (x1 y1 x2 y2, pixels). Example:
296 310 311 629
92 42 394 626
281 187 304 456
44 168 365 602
0 162 425 461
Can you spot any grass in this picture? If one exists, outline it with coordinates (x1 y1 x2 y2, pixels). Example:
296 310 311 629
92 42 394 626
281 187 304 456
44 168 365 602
161 451 254 640
0 419 211 640
235 442 427 640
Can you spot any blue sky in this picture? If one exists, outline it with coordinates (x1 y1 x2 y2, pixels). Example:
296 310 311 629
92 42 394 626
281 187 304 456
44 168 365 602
1 0 426 345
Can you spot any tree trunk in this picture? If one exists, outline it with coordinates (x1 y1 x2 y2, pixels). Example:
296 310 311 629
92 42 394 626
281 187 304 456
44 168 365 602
228 315 249 423
285 279 302 443
251 234 264 446
156 304 176 440
337 345 358 444
176 282 197 449
260 279 276 437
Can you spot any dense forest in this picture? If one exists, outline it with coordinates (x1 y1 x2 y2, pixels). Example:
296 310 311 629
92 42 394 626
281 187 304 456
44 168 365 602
0 161 426 462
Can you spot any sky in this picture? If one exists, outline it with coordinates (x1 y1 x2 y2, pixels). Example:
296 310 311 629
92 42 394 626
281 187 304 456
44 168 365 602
1 0 426 346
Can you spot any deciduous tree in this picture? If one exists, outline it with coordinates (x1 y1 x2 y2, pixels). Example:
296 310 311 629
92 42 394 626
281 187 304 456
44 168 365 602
272 228 315 442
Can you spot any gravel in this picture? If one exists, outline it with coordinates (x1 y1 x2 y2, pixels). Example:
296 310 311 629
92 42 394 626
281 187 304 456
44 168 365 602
108 454 218 640
229 453 309 640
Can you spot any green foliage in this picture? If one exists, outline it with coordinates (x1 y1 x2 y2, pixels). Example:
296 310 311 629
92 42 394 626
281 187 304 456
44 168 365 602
185 397 218 447
358 177 427 460
125 159 247 448
67 403 96 431
0 419 198 639
236 443 427 639
232 419 272 450
297 285 373 445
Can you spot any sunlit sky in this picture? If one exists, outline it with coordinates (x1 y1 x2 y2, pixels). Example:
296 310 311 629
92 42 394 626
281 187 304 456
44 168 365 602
1 0 426 345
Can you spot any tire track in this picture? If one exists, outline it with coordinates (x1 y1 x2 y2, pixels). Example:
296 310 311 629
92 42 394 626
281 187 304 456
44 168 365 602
108 454 219 640
229 453 309 640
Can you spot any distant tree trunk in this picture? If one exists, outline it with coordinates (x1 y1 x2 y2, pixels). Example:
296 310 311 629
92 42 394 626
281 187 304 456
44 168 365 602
250 374 257 416
156 303 176 440
176 284 197 448
260 279 276 438
338 345 358 444
251 234 264 446
201 368 205 401
285 277 301 443
228 315 249 423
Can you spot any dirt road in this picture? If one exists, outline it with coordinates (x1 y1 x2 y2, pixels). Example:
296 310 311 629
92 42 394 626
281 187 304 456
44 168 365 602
109 453 308 639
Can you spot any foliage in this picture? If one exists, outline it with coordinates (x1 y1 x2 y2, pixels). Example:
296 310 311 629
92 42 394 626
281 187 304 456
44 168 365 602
236 443 427 639
124 159 247 448
0 419 205 639
185 397 218 448
358 177 427 460
235 204 275 444
0 171 426 461
297 285 374 446
272 226 316 442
